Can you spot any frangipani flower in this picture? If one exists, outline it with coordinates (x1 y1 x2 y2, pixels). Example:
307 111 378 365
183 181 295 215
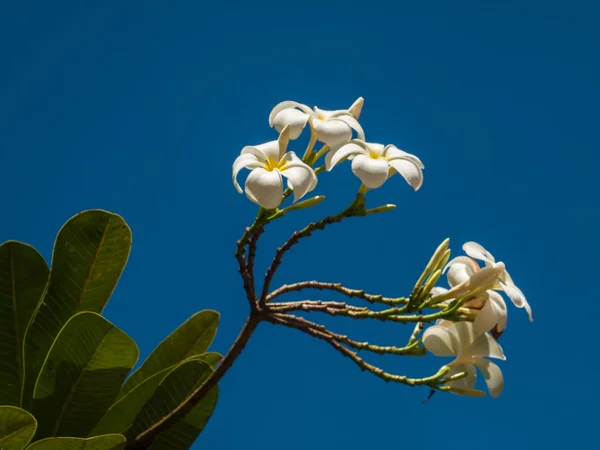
445 242 532 322
326 140 424 190
423 321 506 398
434 287 508 338
232 126 317 209
269 98 365 149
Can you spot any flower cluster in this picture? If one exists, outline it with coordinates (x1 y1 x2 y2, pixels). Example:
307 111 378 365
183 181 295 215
232 97 424 208
423 241 532 397
231 97 532 400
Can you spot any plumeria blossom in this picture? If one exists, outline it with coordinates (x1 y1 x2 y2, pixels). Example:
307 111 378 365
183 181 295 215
433 287 508 338
326 140 424 190
423 321 506 398
269 98 365 149
232 126 317 209
444 242 532 322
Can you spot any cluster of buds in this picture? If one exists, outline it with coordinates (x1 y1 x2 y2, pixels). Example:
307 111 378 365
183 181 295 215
231 98 532 399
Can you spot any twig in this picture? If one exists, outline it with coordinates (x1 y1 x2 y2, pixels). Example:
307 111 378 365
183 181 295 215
268 300 369 313
266 281 407 306
246 227 263 302
273 313 425 356
408 320 425 346
269 313 448 386
275 298 467 324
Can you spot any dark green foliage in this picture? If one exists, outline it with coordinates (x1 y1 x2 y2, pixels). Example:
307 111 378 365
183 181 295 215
0 211 219 449
26 435 126 450
23 211 132 409
118 311 219 401
0 242 49 406
0 406 37 450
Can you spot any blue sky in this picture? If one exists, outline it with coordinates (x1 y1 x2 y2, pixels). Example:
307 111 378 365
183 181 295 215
1 1 599 449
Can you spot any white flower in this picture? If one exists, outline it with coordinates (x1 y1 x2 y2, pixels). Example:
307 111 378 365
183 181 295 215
326 140 424 190
232 126 317 209
445 242 532 322
269 98 365 149
423 321 506 398
434 288 508 339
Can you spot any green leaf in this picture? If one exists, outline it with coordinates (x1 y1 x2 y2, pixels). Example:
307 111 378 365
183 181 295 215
0 406 37 450
90 353 221 438
124 359 217 449
23 210 132 409
32 312 139 439
117 311 219 401
0 242 49 406
25 435 125 450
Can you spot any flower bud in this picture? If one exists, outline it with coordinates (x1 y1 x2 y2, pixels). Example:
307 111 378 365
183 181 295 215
277 196 326 216
364 204 396 215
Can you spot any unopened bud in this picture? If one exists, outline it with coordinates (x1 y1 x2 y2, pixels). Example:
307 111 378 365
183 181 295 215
447 386 486 397
284 196 326 213
422 269 442 296
414 238 450 291
365 204 396 215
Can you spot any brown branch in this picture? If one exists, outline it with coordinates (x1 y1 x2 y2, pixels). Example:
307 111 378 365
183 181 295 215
266 280 407 305
259 193 367 306
235 228 258 309
272 313 424 356
268 313 443 385
245 227 263 302
129 313 261 449
268 300 369 313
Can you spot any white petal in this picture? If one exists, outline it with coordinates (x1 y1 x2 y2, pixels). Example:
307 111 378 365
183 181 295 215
272 109 309 139
450 321 477 356
384 145 424 169
244 168 283 209
444 256 479 274
446 363 477 390
328 115 365 140
347 97 364 119
241 141 280 168
313 106 337 120
232 153 264 194
488 290 508 332
473 358 504 398
351 154 389 189
468 263 506 293
325 142 367 171
467 332 506 360
473 293 499 335
388 158 423 191
313 119 352 149
499 271 532 321
422 325 459 356
279 152 318 202
463 242 496 265
269 101 312 127
446 263 472 288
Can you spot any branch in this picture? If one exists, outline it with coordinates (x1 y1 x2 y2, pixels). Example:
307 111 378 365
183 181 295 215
259 193 367 306
129 314 261 449
275 297 468 324
273 313 425 356
268 300 369 313
266 280 407 306
245 227 263 302
269 313 447 386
